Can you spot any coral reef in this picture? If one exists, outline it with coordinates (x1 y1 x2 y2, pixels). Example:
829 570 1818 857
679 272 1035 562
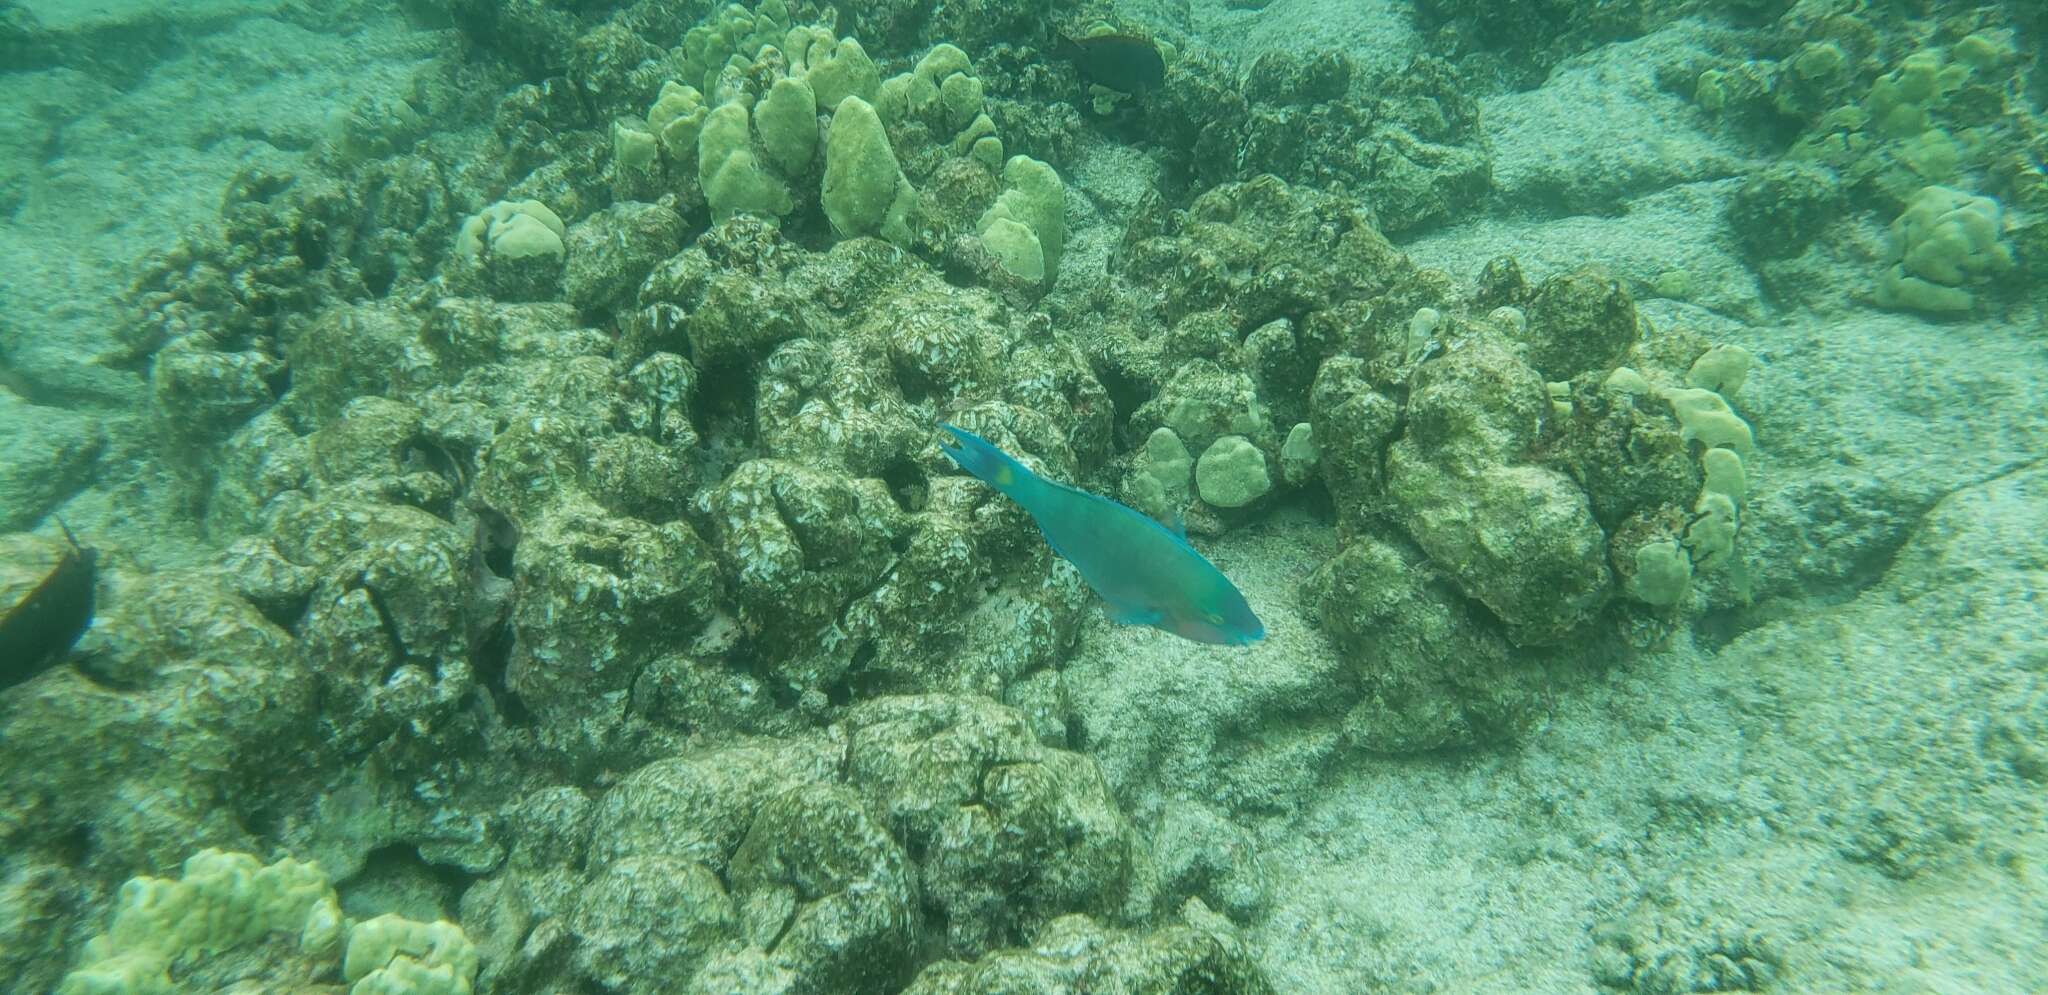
56 847 478 995
1146 48 1491 234
7 0 2044 992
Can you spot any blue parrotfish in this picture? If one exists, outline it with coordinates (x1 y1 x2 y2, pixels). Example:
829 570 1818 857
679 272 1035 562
937 423 1264 646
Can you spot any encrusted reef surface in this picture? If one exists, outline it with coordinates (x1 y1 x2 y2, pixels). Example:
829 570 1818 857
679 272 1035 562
1 0 2044 993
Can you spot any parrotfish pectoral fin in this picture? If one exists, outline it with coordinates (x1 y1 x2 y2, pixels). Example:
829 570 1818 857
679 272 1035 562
1105 601 1162 626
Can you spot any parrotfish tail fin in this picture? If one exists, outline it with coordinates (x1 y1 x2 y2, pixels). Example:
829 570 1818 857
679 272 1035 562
937 423 1039 501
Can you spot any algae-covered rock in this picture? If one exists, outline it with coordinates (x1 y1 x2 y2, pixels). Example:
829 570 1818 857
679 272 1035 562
725 782 918 991
121 168 404 368
1386 452 1611 644
587 739 843 874
284 300 443 428
635 229 1106 696
203 412 311 538
753 335 925 476
699 459 904 674
635 216 814 369
1114 176 1412 333
505 502 722 761
842 695 1135 957
1307 356 1401 529
149 337 282 445
1400 334 1547 469
1383 335 1612 643
1302 535 1545 752
1726 161 1843 261
273 493 477 678
1538 374 1697 533
3 569 315 871
0 394 102 531
574 698 1127 983
1149 49 1488 235
570 856 738 994
1522 265 1639 380
562 201 686 313
1150 800 1271 924
901 902 1274 995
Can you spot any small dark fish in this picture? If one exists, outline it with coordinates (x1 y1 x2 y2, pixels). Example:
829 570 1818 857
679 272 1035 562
938 423 1263 646
0 521 97 690
1057 33 1167 94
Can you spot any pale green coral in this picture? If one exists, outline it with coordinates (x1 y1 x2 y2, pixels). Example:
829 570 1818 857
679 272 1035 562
1865 50 1951 140
977 155 1066 285
1682 446 1748 571
1660 386 1753 453
875 41 1003 164
59 849 342 995
1875 185 2014 313
1685 345 1752 396
644 10 889 229
648 81 709 162
1125 426 1192 525
1602 366 1651 395
59 850 480 995
979 218 1046 282
679 0 792 97
1659 360 1755 580
700 101 795 221
611 119 658 172
1279 422 1318 487
822 95 916 242
1195 435 1273 509
1629 539 1693 607
754 76 819 175
1700 446 1747 503
343 915 479 995
787 29 880 110
1685 491 1741 570
454 200 564 263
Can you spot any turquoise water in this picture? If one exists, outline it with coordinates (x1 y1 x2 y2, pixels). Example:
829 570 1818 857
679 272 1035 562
2 1 2043 991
